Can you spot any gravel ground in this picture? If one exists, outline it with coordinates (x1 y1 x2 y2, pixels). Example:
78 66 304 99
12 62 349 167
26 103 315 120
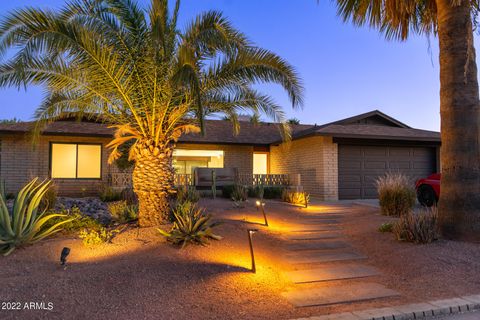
0 198 479 320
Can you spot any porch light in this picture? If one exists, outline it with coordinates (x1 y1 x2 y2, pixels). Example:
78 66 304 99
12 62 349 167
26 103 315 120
247 229 258 273
255 200 268 226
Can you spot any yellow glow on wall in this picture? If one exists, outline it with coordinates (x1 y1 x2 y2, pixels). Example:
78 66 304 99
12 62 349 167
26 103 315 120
253 153 268 175
77 145 101 178
51 144 77 178
51 143 101 179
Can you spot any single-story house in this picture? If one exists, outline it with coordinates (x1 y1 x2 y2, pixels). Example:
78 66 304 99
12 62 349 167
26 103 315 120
0 110 440 200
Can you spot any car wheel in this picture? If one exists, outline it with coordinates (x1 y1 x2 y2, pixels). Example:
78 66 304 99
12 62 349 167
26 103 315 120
417 185 437 207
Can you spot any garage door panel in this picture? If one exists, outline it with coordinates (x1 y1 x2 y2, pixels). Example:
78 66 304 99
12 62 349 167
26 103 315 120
338 145 437 200
363 147 387 157
389 148 411 156
364 161 387 169
339 160 362 170
389 161 411 169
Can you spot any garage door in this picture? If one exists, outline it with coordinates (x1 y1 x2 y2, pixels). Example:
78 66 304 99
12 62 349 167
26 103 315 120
338 145 437 199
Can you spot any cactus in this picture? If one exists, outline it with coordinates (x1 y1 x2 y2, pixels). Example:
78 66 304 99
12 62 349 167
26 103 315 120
211 170 217 199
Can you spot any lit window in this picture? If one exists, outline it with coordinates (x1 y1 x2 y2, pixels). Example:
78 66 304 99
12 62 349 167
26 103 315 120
51 143 102 179
253 153 268 175
173 149 224 174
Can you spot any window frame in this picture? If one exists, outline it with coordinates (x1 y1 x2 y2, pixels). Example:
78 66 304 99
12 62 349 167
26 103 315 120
253 152 269 175
49 142 103 180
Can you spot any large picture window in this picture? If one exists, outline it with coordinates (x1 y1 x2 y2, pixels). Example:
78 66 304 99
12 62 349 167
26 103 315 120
173 149 224 174
50 143 102 179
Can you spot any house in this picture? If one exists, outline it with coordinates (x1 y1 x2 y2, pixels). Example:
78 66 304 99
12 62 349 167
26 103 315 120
0 110 440 200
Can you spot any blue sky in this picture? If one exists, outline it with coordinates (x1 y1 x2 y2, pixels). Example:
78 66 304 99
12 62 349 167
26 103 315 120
0 0 465 131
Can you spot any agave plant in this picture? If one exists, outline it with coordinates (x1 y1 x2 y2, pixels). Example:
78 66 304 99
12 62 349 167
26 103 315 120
159 202 221 248
0 178 72 256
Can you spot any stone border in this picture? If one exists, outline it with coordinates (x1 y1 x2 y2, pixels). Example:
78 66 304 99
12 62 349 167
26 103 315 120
292 294 480 320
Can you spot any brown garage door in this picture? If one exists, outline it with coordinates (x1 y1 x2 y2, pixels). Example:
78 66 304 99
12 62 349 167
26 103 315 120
338 145 437 199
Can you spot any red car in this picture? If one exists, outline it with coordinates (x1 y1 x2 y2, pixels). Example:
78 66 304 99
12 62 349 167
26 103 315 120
415 173 441 207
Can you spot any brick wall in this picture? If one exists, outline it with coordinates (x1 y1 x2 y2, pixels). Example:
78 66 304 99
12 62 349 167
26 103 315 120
270 136 338 200
0 135 255 196
0 134 113 196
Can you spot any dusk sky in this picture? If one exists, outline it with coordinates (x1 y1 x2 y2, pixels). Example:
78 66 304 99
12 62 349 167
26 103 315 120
0 0 472 131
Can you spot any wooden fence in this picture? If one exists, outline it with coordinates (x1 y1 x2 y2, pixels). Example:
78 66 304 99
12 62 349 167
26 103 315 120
109 172 300 188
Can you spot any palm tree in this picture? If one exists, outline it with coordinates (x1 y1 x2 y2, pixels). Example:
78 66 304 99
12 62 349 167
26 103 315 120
333 0 480 240
0 0 303 227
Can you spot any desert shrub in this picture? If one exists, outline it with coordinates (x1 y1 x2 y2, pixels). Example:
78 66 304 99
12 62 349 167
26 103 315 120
120 188 137 205
282 189 310 206
158 202 221 247
222 185 235 198
98 185 122 202
376 172 416 217
0 178 72 256
263 186 284 199
108 201 138 223
378 222 394 233
393 207 439 244
40 183 57 212
79 227 119 246
43 207 103 234
231 184 248 202
176 185 200 203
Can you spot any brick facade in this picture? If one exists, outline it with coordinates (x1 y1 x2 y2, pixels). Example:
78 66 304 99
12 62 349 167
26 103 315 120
0 135 256 196
270 136 339 200
0 134 114 196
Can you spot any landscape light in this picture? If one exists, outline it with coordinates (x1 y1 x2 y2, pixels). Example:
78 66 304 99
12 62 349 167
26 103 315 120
247 229 258 273
256 201 268 226
60 247 70 266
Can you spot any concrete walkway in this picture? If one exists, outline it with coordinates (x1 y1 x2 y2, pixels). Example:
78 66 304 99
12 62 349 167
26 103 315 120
276 201 399 308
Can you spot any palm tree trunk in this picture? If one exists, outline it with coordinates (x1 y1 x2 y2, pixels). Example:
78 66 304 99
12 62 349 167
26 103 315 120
436 0 480 240
132 143 175 227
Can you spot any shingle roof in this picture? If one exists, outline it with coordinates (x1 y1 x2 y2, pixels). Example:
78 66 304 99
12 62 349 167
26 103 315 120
305 124 440 141
0 120 313 145
0 110 441 144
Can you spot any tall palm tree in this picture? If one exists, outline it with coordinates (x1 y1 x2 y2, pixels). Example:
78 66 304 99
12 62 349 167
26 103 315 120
0 0 303 227
333 0 480 240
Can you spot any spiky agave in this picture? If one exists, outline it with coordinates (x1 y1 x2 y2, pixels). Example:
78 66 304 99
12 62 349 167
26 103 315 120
0 178 72 256
0 0 304 227
158 202 221 248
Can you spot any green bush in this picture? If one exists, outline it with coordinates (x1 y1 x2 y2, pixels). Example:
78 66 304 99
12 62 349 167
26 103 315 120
98 185 122 202
222 185 235 199
176 185 200 203
378 222 394 233
393 207 439 244
120 188 137 205
376 173 416 217
0 178 72 256
263 186 284 199
79 227 119 246
43 207 103 234
108 201 138 223
158 202 221 248
231 184 248 202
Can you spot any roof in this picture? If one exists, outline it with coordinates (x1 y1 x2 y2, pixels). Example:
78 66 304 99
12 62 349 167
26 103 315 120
0 110 440 144
0 119 313 145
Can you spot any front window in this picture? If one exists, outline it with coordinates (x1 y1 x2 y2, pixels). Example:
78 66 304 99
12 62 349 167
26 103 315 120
50 143 102 179
173 149 224 174
253 153 268 175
